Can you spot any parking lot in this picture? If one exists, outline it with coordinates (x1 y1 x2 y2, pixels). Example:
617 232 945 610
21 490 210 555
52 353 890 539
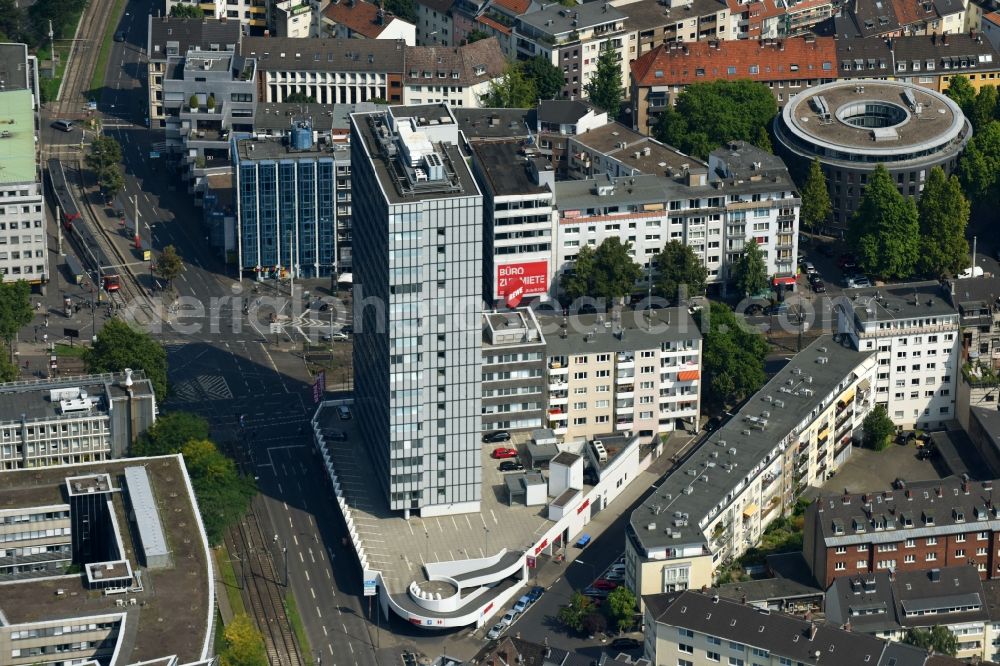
817 441 950 495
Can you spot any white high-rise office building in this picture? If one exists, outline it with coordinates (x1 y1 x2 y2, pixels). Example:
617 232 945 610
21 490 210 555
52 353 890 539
350 104 483 517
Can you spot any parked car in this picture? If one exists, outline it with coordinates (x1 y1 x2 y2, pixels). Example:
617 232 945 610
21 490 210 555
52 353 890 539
811 279 827 293
500 610 518 627
584 586 610 598
51 119 75 132
321 332 348 342
491 447 518 459
593 579 619 590
498 460 524 472
486 622 505 640
852 276 872 288
482 430 511 443
513 595 531 614
527 586 545 602
744 302 765 316
605 570 624 581
114 30 126 42
337 405 352 420
917 447 934 461
801 261 816 275
837 254 857 270
610 638 643 651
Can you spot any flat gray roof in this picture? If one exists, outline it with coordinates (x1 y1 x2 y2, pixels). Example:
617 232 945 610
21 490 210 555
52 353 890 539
454 108 535 140
124 466 170 561
570 123 705 178
234 134 349 161
631 335 873 553
471 141 550 197
0 372 154 424
0 44 30 90
539 309 700 357
517 3 625 36
843 280 958 324
242 36 405 72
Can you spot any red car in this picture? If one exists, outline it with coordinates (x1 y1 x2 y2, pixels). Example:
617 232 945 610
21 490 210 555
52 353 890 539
593 579 619 590
491 447 518 459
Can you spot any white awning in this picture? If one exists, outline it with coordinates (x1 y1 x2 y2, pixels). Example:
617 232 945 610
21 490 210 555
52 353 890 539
337 272 353 284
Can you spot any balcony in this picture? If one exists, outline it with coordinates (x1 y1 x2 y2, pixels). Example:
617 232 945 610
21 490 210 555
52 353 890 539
616 372 635 385
616 400 634 411
549 357 567 370
547 409 567 422
549 393 568 406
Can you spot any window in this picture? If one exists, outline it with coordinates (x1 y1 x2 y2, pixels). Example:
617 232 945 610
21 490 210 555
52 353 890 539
836 546 847 554
678 628 694 638
835 561 845 570
926 552 937 561
679 644 694 654
927 537 937 546
708 653 721 662
729 659 744 666
678 661 693 666
707 636 721 645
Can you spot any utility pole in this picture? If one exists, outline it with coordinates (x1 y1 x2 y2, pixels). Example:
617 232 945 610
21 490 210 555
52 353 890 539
133 195 141 250
56 204 64 256
48 21 55 79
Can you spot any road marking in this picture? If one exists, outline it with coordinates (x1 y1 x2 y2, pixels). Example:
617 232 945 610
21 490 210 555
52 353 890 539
317 607 323 618
305 570 310 581
348 641 354 654
328 644 334 655
283 502 289 511
326 569 331 579
309 548 316 563
322 625 328 636
277 483 283 494
293 534 299 546
310 587 316 599
490 509 498 524
309 515 315 526
299 551 304 563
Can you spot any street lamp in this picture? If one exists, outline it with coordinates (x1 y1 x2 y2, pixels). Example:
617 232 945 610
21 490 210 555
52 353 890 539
574 558 598 586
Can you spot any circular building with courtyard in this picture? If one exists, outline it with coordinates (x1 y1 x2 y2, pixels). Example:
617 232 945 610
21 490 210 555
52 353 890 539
773 79 971 229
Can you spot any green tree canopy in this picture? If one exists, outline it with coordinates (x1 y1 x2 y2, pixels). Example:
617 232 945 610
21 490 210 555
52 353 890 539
182 439 256 544
283 92 316 104
0 355 18 382
732 238 769 297
0 279 32 351
585 47 622 117
463 29 490 44
653 80 777 159
862 404 894 452
156 245 184 286
86 135 123 173
520 56 564 100
944 75 977 115
917 167 969 278
169 3 204 17
132 411 210 457
557 592 593 632
698 302 767 408
220 614 268 666
902 626 958 657
605 585 637 633
480 64 536 108
799 158 831 230
99 165 126 200
384 0 417 23
958 120 1000 202
561 238 641 302
654 240 707 303
84 319 168 399
27 0 87 45
970 85 998 131
751 125 772 153
0 0 25 43
847 165 920 279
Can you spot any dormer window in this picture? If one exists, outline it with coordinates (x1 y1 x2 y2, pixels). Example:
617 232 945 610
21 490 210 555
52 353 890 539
832 520 845 535
900 512 914 527
853 517 866 533
923 511 934 526
474 65 486 75
954 508 965 522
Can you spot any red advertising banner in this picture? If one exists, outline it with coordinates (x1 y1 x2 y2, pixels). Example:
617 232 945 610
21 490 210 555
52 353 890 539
497 261 548 307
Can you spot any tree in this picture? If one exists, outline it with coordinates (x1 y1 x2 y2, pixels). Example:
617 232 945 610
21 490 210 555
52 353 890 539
169 3 204 17
283 92 316 104
970 85 998 131
585 47 622 117
698 302 767 408
384 0 417 23
560 239 641 302
606 586 637 633
0 279 32 361
902 626 958 657
86 135 123 174
84 319 168 399
99 164 125 200
862 404 894 452
847 165 920 279
944 75 977 116
480 64 536 108
557 592 593 632
156 245 184 287
0 0 25 43
581 612 607 637
959 120 1000 202
751 125 772 154
917 167 969 278
132 411 210 457
732 238 769 298
220 614 268 666
189 94 199 110
463 29 490 44
206 94 216 111
0 355 18 382
653 81 777 159
654 240 707 303
520 56 564 100
799 158 831 231
182 438 256 544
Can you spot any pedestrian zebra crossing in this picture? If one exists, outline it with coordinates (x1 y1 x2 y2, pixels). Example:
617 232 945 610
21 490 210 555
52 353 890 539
170 374 234 403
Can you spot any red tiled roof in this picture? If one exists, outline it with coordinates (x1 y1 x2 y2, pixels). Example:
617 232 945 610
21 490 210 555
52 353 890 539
983 10 1000 26
323 0 399 39
491 0 530 15
630 36 837 87
888 0 930 27
756 0 833 20
477 15 512 34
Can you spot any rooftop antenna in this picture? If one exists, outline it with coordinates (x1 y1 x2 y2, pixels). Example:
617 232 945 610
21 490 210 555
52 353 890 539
972 235 977 276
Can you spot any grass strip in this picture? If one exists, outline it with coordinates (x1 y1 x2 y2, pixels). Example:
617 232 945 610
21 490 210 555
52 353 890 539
284 590 312 659
215 545 248 616
53 343 87 358
89 0 129 95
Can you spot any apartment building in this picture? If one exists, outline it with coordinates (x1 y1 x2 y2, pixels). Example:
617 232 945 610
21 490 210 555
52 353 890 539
0 372 156 472
541 308 701 441
642 588 956 666
472 0 537 56
232 121 349 278
835 281 961 431
402 39 506 107
566 121 701 181
243 36 406 104
166 0 265 27
629 36 837 132
513 2 629 100
984 11 1000 53
147 17 241 130
469 140 556 306
351 104 483 517
837 0 978 39
554 141 799 294
626 336 878 599
825 565 1000 662
0 457 213 666
322 0 416 43
803 477 1000 589
161 50 257 176
481 309 547 433
415 0 456 45
727 0 834 40
0 43 41 100
0 88 46 286
535 100 608 175
618 0 736 60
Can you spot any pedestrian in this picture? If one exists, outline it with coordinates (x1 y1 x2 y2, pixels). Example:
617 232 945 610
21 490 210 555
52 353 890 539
42 333 47 345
